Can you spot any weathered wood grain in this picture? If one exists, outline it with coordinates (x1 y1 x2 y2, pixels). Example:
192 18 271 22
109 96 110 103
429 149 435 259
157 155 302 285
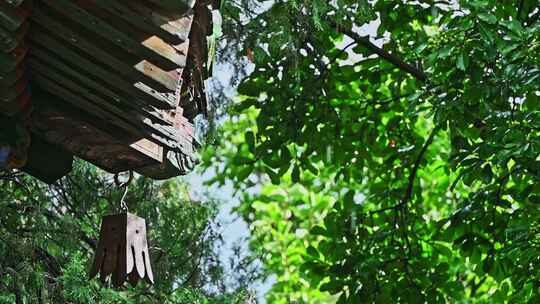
41 0 183 70
144 0 195 12
0 61 24 86
0 42 27 72
28 55 171 126
0 0 30 32
29 27 175 109
0 20 27 53
31 10 179 101
89 213 154 287
31 95 162 173
92 0 184 45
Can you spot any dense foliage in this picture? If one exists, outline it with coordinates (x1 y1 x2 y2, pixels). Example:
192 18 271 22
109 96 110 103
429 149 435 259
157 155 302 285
206 0 540 302
0 162 250 303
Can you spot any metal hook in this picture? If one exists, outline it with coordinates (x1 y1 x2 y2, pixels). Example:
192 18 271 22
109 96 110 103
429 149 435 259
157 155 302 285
114 171 133 212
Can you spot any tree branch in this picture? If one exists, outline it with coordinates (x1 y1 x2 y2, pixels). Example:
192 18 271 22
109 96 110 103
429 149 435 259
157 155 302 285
329 21 428 82
396 127 438 289
402 127 438 206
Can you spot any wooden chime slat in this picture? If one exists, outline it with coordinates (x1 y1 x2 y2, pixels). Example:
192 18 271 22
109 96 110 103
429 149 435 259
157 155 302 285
90 213 154 287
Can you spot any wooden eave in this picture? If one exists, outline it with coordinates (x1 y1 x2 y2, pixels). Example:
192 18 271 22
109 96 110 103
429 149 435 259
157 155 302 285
0 0 213 183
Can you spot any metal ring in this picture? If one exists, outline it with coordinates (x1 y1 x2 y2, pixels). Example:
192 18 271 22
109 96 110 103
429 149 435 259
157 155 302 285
114 171 133 188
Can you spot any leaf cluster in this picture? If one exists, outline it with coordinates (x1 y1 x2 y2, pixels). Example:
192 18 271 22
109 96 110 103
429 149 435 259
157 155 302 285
207 0 540 302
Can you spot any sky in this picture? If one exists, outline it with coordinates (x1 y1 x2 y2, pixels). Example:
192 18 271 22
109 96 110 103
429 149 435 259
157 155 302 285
184 166 273 302
184 52 274 301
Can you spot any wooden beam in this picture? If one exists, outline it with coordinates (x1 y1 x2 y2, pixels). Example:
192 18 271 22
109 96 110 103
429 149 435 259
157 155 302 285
32 11 179 100
0 89 29 116
130 139 163 163
126 2 194 43
30 90 163 174
0 62 24 86
92 0 184 45
0 42 27 73
0 20 27 53
29 27 175 109
42 0 184 71
144 0 194 12
31 68 190 153
0 0 30 32
22 134 73 184
28 54 171 126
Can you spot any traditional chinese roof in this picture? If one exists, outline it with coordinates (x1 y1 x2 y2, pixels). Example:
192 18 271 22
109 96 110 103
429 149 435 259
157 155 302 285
0 0 213 183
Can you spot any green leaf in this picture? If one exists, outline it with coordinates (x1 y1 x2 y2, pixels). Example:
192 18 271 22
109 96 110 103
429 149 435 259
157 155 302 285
291 165 300 183
311 225 327 236
245 131 256 154
203 2 540 302
306 245 320 258
528 195 540 204
437 45 453 59
236 166 252 181
320 280 341 293
435 263 449 274
457 51 469 71
433 242 453 258
481 164 493 184
478 13 497 24
501 43 520 56
264 166 281 185
500 20 524 35
478 22 495 43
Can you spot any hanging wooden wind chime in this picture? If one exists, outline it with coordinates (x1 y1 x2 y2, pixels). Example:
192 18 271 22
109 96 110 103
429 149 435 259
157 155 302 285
89 171 154 287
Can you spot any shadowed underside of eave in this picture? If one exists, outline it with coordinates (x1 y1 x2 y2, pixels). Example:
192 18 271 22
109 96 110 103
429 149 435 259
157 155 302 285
0 0 213 183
